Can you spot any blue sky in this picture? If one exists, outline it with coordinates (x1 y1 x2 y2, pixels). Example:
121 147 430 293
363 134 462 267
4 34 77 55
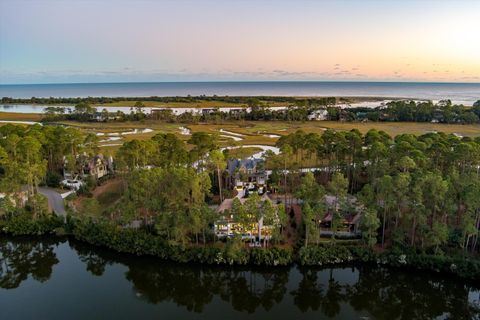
1 0 479 84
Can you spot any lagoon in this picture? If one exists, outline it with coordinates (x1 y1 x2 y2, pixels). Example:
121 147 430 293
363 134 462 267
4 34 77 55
0 236 478 319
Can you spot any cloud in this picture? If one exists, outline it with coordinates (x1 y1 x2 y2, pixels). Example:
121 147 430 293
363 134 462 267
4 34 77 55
2 66 479 84
461 76 480 80
270 69 319 77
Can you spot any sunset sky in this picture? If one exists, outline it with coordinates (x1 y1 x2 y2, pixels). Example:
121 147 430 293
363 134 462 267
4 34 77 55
1 0 479 84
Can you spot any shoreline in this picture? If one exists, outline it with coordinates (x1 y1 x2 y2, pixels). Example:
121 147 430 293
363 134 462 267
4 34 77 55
4 232 479 287
0 95 476 113
1 216 478 281
1 81 478 105
3 80 480 85
0 96 475 116
2 230 479 282
0 96 402 108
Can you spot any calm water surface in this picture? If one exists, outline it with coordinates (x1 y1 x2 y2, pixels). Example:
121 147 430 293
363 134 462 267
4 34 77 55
1 81 479 104
0 236 479 319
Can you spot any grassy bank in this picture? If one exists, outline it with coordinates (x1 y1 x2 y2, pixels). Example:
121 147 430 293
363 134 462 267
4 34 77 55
0 112 44 121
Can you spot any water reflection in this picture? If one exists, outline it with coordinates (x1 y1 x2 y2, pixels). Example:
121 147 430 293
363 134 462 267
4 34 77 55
0 237 60 289
129 265 289 313
291 269 344 317
70 240 480 318
71 240 289 313
1 236 479 319
334 265 478 319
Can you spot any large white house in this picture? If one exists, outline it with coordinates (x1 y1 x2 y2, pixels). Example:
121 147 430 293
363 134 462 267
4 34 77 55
308 109 329 121
214 193 277 240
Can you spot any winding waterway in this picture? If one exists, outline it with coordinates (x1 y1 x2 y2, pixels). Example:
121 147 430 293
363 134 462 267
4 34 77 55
0 236 479 319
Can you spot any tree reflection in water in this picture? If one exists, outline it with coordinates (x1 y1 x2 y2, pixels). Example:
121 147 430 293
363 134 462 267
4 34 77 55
290 268 345 317
291 265 480 319
70 240 480 318
128 263 289 313
71 240 289 313
0 236 60 289
2 237 476 319
347 265 480 319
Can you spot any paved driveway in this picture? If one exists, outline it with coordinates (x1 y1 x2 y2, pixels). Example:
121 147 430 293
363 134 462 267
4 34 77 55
38 187 66 216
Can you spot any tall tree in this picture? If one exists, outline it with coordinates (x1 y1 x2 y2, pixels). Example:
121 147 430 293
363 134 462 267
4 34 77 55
328 173 348 239
361 207 380 247
207 150 226 202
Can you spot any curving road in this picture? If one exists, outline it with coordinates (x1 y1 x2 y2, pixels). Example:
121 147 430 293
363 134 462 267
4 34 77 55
37 187 66 216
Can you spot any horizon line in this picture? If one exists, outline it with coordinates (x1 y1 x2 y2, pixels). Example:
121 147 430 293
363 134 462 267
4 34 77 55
2 80 480 86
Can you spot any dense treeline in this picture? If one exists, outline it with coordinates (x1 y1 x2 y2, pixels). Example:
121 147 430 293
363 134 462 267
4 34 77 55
112 132 287 247
39 99 480 124
1 95 337 106
42 101 148 122
0 124 99 216
1 122 479 273
40 98 335 123
347 99 480 124
271 129 480 254
167 99 480 123
297 245 480 280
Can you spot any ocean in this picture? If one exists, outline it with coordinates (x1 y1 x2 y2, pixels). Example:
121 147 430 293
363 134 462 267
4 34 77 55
1 81 479 105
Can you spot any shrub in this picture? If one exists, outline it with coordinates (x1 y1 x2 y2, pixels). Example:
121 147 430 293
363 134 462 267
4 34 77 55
0 213 63 236
298 243 480 279
250 247 293 266
299 244 354 265
46 171 63 188
71 219 292 266
2 215 478 278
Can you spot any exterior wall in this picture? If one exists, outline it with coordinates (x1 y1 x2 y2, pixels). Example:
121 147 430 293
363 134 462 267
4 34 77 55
93 163 108 179
308 109 328 121
214 221 274 239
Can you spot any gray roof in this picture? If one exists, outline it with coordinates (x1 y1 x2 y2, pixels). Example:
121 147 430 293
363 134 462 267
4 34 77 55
227 158 263 175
